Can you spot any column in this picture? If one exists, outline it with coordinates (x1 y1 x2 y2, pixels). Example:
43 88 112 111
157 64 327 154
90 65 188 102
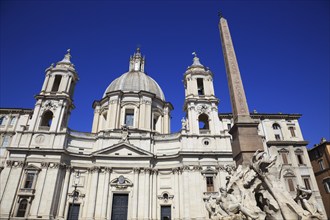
182 166 190 219
0 161 24 217
137 168 145 219
41 74 50 92
82 170 91 217
86 167 99 218
172 168 179 219
92 107 100 133
58 166 71 219
56 101 66 132
101 167 111 219
178 168 184 219
132 168 139 219
144 168 150 219
151 169 158 220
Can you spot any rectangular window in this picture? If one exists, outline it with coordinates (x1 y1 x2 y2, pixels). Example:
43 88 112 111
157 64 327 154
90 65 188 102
153 115 159 131
281 153 288 165
51 75 62 92
206 176 214 192
124 109 134 127
227 124 231 130
324 179 330 193
297 154 304 165
319 159 325 171
287 178 295 191
24 172 36 189
197 78 204 95
275 134 281 140
288 127 296 137
303 177 311 190
1 136 10 147
16 198 28 217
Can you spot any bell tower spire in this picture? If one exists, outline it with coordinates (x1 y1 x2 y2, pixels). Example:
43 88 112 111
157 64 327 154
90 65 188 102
219 15 263 165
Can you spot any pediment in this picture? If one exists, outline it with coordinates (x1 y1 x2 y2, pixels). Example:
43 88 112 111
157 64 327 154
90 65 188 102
93 142 153 157
278 148 289 153
25 164 41 171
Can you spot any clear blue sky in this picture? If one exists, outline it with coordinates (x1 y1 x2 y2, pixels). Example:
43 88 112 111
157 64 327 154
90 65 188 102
1 0 329 148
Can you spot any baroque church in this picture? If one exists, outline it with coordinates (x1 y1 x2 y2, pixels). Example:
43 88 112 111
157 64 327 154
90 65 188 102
0 16 327 220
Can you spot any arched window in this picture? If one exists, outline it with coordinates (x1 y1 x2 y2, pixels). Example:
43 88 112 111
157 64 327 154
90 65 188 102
272 123 282 140
9 117 16 126
16 199 28 217
40 111 53 129
272 123 280 130
198 114 209 131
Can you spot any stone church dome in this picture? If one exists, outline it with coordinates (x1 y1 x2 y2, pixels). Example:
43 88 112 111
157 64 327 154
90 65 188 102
103 71 165 100
103 48 165 101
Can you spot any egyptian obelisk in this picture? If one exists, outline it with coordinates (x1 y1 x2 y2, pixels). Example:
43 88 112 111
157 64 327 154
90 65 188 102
219 15 263 165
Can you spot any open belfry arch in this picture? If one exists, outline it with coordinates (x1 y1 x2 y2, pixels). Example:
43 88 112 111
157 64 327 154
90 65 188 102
0 14 326 220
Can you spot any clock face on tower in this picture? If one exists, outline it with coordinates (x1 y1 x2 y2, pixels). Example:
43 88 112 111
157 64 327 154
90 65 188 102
197 104 209 114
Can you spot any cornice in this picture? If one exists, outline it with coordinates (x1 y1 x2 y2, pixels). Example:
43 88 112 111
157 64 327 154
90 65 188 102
0 108 33 115
266 140 309 146
219 112 302 120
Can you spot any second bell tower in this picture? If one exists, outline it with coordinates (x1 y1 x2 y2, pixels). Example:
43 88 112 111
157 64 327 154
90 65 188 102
183 53 221 135
29 50 79 133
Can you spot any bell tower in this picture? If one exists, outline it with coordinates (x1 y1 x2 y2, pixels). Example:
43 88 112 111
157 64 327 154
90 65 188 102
29 49 79 133
183 53 221 135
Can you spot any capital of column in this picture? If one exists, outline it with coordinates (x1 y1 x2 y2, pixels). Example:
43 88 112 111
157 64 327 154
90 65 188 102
182 165 190 172
104 167 112 173
133 167 140 173
88 166 100 173
6 160 26 168
192 165 202 171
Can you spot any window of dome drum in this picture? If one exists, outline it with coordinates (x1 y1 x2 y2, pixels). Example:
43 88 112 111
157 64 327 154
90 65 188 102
125 109 134 127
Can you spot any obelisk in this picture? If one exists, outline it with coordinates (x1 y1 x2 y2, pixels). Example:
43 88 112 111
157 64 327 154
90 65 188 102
219 15 263 166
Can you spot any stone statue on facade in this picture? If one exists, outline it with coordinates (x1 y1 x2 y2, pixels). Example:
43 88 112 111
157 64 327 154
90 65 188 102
181 117 189 130
204 149 325 220
120 125 129 143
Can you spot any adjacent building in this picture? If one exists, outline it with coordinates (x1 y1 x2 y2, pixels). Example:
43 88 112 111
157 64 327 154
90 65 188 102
308 138 330 217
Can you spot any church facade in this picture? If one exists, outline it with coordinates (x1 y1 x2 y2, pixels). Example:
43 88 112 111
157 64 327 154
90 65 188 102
0 16 326 220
